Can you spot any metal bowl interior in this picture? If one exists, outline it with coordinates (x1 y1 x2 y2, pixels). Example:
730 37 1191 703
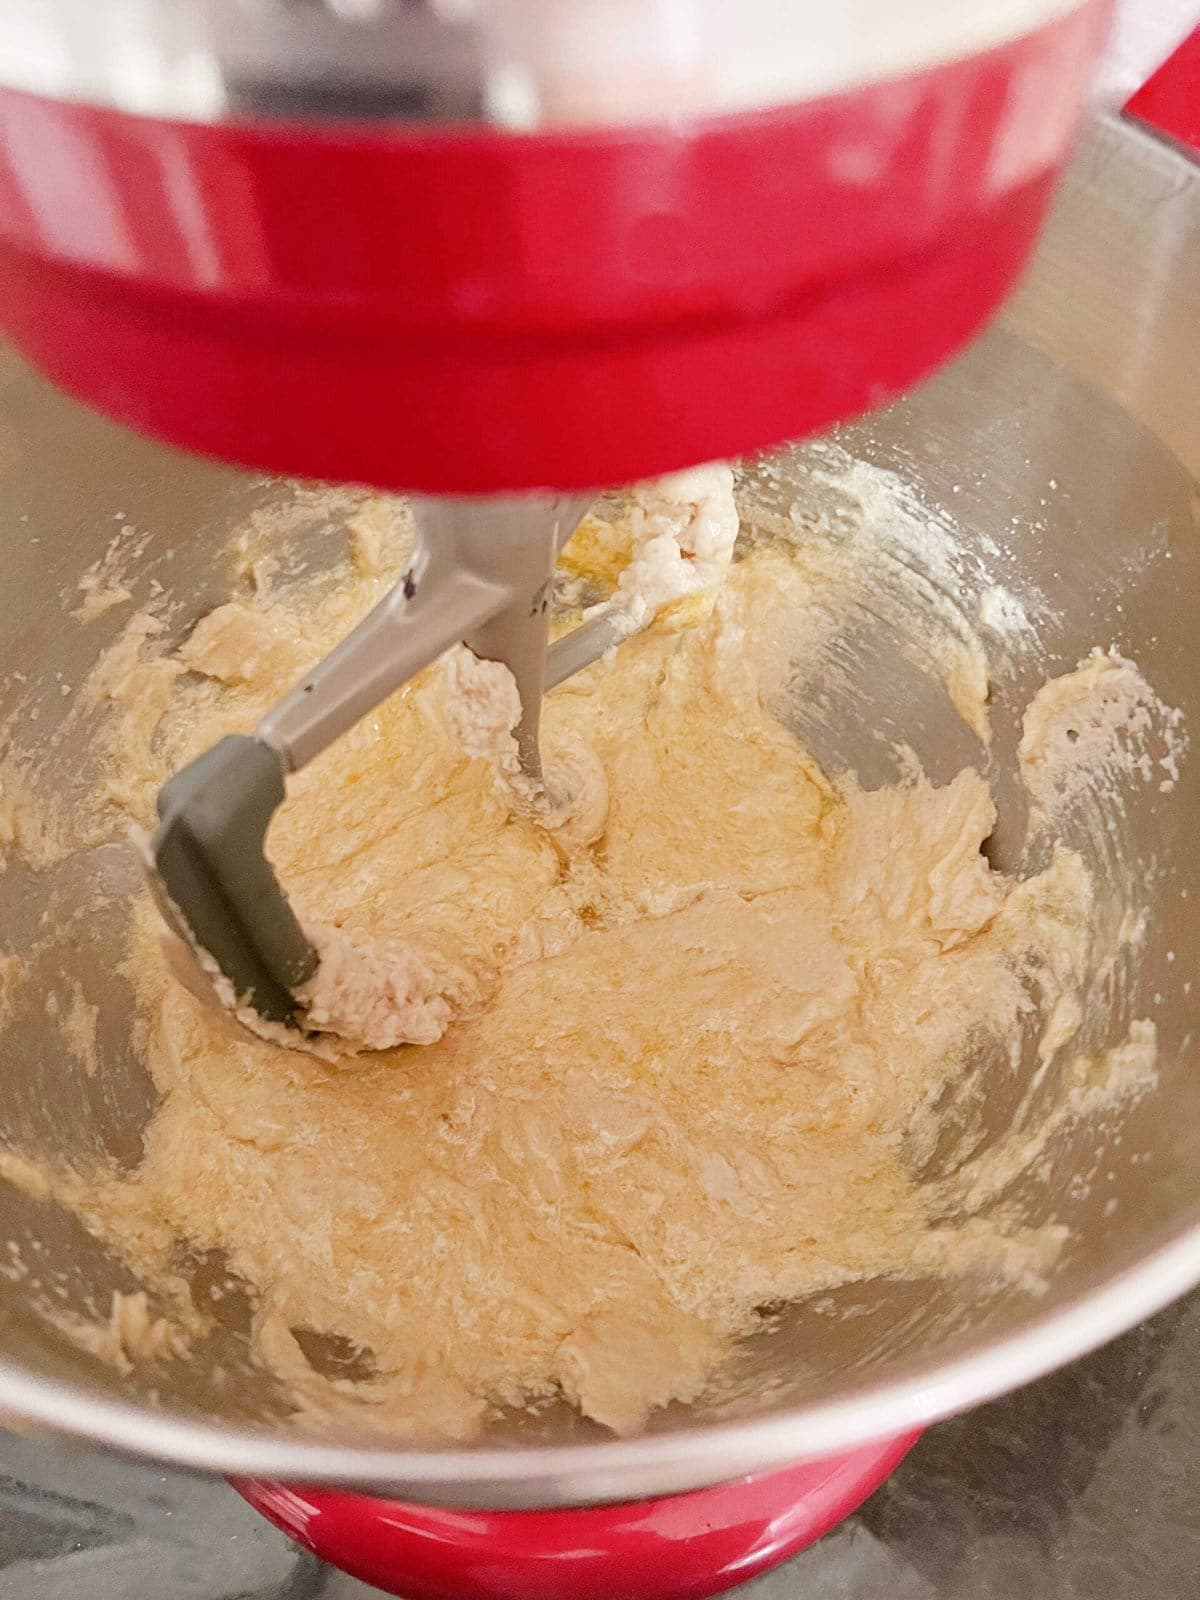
0 114 1196 1507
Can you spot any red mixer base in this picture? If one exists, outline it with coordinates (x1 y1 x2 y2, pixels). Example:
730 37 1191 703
232 1432 918 1600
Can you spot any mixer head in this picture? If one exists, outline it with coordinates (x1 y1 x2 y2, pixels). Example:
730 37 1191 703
0 1 1111 493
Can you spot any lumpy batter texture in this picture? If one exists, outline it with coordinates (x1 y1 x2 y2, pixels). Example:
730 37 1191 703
24 478 1131 1442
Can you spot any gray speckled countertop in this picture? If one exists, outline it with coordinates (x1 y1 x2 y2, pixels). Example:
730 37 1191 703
0 1289 1194 1598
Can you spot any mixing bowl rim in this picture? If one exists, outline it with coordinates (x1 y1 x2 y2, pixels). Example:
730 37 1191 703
1 1209 1196 1503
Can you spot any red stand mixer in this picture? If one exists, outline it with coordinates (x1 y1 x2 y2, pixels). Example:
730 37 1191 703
3 2 1183 1596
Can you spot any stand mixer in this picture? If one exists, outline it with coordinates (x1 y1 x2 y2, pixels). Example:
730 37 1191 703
0 0 1113 1037
9 6 1199 1600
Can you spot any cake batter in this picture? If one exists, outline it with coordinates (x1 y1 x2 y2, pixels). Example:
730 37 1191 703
7 467 1126 1446
0 467 1164 1441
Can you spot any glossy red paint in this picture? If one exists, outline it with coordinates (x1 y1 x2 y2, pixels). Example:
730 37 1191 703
0 3 1107 491
233 1432 918 1600
1125 26 1200 156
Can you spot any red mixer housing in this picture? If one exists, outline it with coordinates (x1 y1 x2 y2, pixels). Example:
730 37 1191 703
0 1 1108 492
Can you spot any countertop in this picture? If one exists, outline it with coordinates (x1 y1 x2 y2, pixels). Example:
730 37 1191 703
0 1288 1194 1599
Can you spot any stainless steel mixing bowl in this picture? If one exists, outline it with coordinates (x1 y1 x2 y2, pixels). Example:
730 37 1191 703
0 113 1196 1508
